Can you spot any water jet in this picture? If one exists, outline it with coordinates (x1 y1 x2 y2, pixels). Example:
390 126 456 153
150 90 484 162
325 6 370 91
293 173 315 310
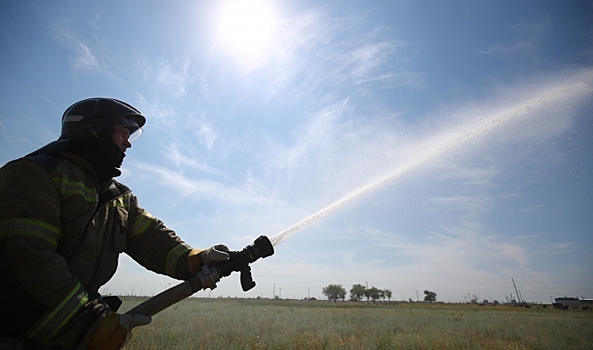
270 78 591 247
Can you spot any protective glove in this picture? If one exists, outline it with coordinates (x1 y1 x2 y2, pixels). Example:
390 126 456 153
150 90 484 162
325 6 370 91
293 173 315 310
188 244 230 276
86 311 152 350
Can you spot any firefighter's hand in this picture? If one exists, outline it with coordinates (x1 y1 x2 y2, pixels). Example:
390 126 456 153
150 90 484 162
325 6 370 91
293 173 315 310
86 312 151 350
202 244 230 264
188 245 230 276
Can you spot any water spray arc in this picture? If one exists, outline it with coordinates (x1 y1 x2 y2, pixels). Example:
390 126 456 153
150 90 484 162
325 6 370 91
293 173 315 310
269 79 590 247
125 75 590 317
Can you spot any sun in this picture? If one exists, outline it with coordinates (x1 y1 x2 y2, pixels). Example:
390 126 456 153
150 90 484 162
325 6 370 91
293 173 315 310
217 0 278 60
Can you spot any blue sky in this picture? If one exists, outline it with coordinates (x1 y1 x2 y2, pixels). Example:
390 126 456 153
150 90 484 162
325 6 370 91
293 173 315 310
1 0 592 303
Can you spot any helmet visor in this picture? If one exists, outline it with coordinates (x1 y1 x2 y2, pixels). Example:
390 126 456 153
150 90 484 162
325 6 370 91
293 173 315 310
114 116 143 142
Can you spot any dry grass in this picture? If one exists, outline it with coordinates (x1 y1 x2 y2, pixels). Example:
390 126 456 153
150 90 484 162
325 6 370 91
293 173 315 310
118 298 593 349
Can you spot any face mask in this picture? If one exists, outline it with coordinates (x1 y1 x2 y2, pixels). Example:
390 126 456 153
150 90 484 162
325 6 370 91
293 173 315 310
67 135 126 182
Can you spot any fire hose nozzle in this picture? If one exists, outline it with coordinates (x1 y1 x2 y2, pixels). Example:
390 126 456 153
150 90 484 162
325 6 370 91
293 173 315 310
249 235 275 261
214 235 275 291
124 235 275 317
194 265 221 290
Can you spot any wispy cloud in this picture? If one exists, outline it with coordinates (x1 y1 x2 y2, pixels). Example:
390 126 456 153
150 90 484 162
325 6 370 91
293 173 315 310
517 234 539 240
137 56 191 98
0 114 7 135
134 162 276 205
521 204 544 212
332 38 396 79
191 117 218 149
254 7 421 100
136 94 178 122
72 42 100 70
431 195 492 213
436 165 498 186
479 17 546 55
165 144 222 175
550 242 574 250
49 19 102 72
275 99 347 170
365 220 531 274
478 41 534 54
482 238 529 267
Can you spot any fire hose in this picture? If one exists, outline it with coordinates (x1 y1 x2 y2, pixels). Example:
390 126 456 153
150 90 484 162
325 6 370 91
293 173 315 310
125 235 274 317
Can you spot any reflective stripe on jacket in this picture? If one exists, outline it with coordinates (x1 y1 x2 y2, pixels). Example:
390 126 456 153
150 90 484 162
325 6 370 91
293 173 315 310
0 152 193 348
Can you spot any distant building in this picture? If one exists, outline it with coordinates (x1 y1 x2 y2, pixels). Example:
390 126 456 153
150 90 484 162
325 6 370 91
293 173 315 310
553 297 592 309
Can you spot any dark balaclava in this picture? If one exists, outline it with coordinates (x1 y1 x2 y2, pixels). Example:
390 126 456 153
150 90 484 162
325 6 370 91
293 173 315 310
66 132 125 183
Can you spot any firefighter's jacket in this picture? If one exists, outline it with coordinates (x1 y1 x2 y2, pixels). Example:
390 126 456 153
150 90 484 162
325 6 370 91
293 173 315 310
0 152 196 348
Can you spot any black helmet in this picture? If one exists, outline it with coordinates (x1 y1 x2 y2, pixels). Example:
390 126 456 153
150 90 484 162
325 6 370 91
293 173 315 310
28 98 146 156
60 98 146 140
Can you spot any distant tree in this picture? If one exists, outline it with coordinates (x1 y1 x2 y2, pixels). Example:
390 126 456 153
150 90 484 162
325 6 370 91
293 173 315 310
322 284 347 302
471 295 479 304
368 286 382 303
363 287 371 302
384 289 392 302
424 290 437 302
350 284 366 302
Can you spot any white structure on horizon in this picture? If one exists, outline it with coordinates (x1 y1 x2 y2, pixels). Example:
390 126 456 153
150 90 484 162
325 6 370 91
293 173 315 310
553 297 592 309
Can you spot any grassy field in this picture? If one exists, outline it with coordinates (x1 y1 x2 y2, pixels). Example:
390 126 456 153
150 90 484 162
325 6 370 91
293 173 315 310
118 297 593 349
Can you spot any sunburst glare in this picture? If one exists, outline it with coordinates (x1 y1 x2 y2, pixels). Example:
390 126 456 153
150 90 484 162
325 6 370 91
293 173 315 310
216 0 278 63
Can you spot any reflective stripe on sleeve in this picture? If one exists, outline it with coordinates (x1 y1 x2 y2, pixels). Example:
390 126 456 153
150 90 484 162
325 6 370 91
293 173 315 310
26 283 88 344
130 211 155 237
165 243 191 276
52 177 98 204
109 194 131 209
0 218 60 247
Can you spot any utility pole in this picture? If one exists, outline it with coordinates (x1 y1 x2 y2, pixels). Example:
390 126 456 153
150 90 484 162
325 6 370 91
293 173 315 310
512 278 522 304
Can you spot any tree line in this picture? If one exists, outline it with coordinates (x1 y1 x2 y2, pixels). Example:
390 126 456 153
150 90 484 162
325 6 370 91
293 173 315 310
321 284 393 303
322 284 437 303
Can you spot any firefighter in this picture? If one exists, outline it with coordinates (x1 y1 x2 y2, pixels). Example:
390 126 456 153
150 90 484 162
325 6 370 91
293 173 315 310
0 98 230 349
